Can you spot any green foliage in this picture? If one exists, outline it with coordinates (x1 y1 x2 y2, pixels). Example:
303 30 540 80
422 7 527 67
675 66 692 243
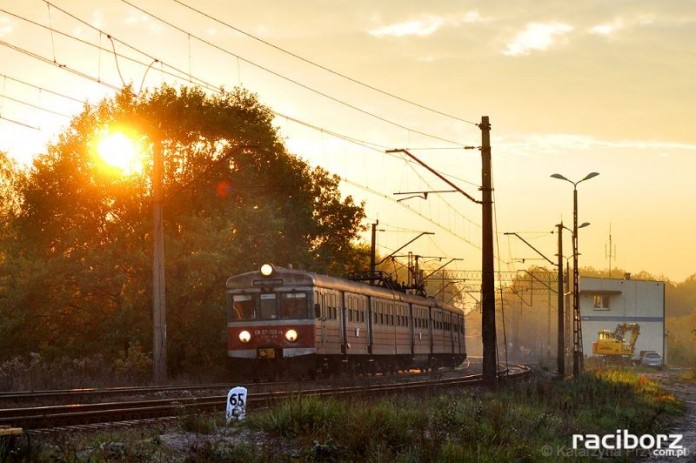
0 348 151 390
11 369 683 462
0 85 366 381
242 370 681 462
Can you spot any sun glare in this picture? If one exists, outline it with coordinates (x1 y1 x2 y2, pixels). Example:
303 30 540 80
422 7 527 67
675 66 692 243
96 132 142 174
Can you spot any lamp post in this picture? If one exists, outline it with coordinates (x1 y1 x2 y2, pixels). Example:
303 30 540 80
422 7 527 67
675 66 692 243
551 172 599 378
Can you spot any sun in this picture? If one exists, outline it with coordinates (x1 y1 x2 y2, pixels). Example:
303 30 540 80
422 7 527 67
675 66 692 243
96 131 142 174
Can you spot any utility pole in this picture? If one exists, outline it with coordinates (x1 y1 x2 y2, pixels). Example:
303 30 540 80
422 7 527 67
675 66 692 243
370 220 378 276
386 119 496 384
152 138 167 383
556 223 565 376
480 116 497 385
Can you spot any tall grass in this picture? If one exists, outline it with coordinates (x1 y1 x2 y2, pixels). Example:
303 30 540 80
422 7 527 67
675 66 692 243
11 368 685 462
245 369 683 462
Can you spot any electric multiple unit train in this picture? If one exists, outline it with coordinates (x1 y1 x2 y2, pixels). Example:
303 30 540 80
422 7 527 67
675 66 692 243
226 264 466 380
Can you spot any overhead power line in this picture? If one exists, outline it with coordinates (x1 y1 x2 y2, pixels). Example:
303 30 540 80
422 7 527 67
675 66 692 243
15 4 468 167
0 74 85 104
0 114 39 130
341 177 482 250
0 94 71 118
168 0 479 127
0 39 120 91
1 4 485 250
114 0 472 147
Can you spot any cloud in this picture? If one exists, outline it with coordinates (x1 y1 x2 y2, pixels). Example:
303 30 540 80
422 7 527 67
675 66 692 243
369 11 482 38
369 16 446 37
503 22 573 56
0 17 13 38
500 133 696 157
588 19 624 36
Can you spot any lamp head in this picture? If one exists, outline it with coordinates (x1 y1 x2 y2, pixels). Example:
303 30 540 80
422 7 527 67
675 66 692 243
581 172 600 183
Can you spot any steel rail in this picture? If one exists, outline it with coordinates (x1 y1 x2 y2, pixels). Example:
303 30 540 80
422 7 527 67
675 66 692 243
1 365 530 430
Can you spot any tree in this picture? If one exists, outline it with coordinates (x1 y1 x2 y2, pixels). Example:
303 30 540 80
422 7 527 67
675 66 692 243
2 85 366 377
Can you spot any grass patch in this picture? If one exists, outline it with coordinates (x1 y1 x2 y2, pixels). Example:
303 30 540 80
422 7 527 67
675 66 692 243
11 368 684 462
244 369 683 462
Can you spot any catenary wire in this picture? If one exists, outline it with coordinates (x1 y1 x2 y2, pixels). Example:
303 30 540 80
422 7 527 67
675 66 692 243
167 0 479 126
113 0 473 147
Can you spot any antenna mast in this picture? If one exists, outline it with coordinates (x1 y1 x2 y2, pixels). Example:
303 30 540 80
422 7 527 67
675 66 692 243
606 225 617 278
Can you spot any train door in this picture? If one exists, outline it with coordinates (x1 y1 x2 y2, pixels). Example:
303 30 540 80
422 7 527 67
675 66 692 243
315 290 325 353
409 304 415 355
445 311 454 353
340 291 347 355
428 307 435 356
367 296 374 354
453 313 462 354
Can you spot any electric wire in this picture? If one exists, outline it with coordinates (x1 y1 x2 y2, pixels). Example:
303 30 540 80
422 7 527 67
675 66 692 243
342 176 481 250
397 150 481 230
0 39 120 91
114 0 472 147
168 0 479 127
0 94 71 118
0 114 39 130
1 7 401 158
0 74 85 104
1 5 485 265
7 4 482 217
1 31 479 256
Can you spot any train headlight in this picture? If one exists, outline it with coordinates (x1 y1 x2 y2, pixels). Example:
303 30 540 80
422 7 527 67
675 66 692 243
285 329 298 343
239 330 251 343
260 264 274 276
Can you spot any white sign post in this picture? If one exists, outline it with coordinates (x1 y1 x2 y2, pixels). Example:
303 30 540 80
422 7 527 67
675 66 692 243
226 386 248 423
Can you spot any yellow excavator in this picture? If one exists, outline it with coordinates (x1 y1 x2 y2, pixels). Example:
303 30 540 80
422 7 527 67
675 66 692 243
592 323 640 362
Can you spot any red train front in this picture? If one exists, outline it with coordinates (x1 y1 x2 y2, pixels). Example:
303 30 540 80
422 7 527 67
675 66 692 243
226 264 317 380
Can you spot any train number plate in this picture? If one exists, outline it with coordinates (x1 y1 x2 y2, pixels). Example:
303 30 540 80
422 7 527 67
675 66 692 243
257 348 276 359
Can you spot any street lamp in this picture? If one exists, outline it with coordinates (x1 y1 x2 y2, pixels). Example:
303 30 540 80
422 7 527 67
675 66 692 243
551 172 599 378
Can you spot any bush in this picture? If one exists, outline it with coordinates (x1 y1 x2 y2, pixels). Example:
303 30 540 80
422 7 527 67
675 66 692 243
0 345 151 390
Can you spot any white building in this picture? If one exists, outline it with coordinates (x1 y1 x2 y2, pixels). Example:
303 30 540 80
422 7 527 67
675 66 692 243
579 275 665 362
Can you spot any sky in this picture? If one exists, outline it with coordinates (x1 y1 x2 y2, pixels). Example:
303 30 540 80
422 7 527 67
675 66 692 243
1 1 695 292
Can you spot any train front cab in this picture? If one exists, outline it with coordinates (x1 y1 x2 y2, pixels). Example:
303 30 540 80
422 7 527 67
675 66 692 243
226 279 316 380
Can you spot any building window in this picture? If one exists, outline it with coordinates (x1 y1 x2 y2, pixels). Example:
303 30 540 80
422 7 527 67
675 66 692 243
593 295 610 310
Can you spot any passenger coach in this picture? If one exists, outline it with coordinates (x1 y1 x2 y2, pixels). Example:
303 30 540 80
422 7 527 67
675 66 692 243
226 264 466 380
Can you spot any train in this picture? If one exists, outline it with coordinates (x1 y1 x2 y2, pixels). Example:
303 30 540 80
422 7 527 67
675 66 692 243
226 264 466 380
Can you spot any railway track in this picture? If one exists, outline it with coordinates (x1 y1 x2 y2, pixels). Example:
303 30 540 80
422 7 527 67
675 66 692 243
1 364 530 430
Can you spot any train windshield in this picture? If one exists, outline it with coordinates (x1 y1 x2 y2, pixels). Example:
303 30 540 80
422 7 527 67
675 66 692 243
280 293 308 319
229 295 255 320
228 292 309 321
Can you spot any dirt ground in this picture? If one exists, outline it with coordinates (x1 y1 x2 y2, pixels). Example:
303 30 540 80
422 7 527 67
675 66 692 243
641 369 696 462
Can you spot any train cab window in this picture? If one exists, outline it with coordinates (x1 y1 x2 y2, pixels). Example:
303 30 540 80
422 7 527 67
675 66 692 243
280 293 308 319
229 295 256 320
259 293 277 319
